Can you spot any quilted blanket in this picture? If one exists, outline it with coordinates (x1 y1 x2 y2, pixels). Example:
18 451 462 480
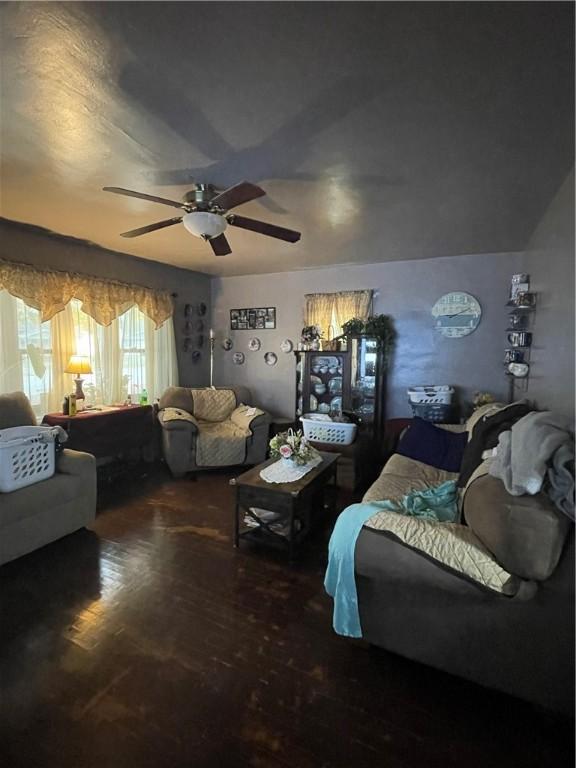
195 420 251 467
326 484 521 638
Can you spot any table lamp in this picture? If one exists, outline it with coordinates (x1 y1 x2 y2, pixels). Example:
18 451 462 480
65 355 93 407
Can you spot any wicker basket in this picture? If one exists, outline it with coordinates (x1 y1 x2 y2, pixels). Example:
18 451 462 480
0 426 57 492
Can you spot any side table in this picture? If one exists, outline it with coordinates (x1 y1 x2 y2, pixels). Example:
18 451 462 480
42 405 155 460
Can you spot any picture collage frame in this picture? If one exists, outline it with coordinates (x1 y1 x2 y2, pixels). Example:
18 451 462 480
230 307 276 330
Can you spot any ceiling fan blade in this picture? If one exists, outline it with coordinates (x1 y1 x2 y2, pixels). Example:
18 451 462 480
120 217 183 238
228 214 301 243
209 233 232 256
103 187 185 209
211 181 265 211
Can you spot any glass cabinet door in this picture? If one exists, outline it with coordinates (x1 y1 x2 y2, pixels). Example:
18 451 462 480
308 353 345 416
350 336 378 423
296 352 347 417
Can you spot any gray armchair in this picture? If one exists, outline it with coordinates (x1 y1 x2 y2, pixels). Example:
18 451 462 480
158 386 271 477
0 392 97 565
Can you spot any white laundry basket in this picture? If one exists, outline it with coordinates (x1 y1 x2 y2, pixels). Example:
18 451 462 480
300 416 357 445
407 385 455 422
0 426 58 492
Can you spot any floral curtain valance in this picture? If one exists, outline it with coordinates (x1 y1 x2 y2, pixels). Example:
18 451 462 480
0 260 174 329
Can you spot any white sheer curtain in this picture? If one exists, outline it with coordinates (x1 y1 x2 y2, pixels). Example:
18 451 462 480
0 290 177 417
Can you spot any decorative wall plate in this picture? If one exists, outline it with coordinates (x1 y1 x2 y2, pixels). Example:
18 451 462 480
222 338 233 351
432 292 482 338
280 339 293 353
232 352 245 365
264 352 278 366
248 337 261 351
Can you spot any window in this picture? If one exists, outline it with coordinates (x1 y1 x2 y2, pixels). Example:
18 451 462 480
0 291 177 417
304 290 373 340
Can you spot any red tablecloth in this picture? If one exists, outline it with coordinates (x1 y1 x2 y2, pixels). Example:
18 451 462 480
42 405 155 458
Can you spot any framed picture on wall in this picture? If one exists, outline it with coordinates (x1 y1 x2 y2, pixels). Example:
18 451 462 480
230 307 276 330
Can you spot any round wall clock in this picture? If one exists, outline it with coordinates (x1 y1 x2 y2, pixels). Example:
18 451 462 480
431 292 482 338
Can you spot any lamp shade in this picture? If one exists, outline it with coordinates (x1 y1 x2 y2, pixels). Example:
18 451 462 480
182 211 227 239
65 355 93 375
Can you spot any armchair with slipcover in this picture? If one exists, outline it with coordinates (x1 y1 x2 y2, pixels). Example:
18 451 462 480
158 386 271 477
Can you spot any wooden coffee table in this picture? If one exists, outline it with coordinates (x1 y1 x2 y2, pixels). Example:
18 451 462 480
230 452 339 561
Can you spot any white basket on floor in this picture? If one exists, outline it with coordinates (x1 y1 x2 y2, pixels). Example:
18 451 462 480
0 426 58 492
300 416 357 445
407 385 454 405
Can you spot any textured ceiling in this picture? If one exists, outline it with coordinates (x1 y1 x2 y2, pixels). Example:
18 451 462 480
0 1 573 276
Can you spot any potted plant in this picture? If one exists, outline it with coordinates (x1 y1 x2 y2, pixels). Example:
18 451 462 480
341 317 365 336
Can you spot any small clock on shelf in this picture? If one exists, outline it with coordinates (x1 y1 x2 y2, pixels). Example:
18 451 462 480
432 292 482 338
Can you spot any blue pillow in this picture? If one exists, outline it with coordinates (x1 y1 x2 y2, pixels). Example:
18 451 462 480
396 417 468 473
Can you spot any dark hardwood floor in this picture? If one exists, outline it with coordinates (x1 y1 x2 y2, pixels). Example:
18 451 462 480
1 464 573 768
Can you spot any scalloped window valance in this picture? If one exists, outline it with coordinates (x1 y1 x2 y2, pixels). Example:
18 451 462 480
0 260 173 329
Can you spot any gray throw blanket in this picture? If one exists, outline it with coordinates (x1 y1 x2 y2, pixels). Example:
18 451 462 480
490 412 573 496
546 442 575 520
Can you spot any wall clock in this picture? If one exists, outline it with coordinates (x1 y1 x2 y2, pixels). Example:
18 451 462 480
432 292 482 338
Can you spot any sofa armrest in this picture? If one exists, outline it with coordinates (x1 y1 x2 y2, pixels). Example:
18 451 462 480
230 405 270 432
56 449 96 477
158 407 199 433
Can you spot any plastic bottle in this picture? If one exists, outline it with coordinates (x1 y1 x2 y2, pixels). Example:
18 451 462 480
139 388 148 406
69 392 77 416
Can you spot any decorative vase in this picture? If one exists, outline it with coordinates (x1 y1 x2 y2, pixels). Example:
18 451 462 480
310 339 320 351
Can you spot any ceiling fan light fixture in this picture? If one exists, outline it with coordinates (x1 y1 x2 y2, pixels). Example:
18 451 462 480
182 211 227 240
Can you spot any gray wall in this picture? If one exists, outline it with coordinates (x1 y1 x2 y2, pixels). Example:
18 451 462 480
211 251 524 419
520 169 575 420
0 219 211 388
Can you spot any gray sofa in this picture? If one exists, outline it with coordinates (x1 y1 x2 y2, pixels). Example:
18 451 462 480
158 386 271 477
0 392 97 565
354 412 575 715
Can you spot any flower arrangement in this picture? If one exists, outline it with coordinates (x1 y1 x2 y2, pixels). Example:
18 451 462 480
472 391 496 410
301 325 322 343
269 428 317 466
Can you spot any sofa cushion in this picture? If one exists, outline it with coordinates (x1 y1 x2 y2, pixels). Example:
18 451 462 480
191 388 236 422
0 391 37 429
397 417 468 473
363 454 458 504
463 474 572 581
158 386 195 414
0 472 82 529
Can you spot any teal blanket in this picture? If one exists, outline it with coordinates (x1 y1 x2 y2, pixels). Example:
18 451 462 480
324 480 458 638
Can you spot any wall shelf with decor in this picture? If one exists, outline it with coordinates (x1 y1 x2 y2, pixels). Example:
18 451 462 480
504 274 536 402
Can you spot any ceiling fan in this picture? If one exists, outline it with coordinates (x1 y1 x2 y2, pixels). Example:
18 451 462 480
102 181 301 256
